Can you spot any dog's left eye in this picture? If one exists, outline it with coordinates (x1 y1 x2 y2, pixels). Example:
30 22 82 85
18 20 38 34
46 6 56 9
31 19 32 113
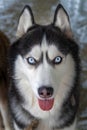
27 57 37 65
53 56 62 64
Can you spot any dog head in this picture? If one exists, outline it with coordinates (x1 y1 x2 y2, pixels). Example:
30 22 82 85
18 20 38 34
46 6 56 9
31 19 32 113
9 4 79 115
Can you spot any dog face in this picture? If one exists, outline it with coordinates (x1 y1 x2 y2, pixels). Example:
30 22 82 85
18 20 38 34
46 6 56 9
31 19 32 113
9 4 79 118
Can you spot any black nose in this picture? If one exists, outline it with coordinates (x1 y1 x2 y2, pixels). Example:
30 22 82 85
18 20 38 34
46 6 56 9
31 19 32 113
38 86 54 98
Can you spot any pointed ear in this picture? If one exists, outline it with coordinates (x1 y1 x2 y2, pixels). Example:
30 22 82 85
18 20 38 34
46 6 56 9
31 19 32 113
16 5 34 38
53 4 73 38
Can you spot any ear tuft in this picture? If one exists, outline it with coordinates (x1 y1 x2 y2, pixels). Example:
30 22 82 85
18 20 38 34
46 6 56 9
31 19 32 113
16 5 34 38
53 4 73 38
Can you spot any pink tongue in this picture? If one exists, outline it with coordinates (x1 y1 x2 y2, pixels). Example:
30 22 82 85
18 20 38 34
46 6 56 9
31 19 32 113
38 98 54 111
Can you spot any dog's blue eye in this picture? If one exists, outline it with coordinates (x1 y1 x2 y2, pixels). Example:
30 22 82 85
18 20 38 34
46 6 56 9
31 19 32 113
27 57 36 65
53 56 62 64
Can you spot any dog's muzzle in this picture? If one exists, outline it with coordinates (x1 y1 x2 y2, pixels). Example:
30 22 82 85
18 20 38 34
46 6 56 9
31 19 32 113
37 86 54 111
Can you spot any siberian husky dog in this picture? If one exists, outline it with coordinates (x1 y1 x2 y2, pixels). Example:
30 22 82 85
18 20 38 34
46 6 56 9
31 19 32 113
8 4 80 130
0 31 11 130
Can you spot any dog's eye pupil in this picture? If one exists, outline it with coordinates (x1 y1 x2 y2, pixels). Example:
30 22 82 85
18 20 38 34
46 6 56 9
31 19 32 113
27 57 36 65
54 56 62 64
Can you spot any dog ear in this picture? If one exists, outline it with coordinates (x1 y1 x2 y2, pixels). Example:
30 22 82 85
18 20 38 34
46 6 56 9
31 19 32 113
53 4 72 38
16 5 34 38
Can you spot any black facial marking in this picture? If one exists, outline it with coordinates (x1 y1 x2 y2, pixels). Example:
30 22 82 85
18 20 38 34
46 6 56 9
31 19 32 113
11 24 78 59
46 52 53 66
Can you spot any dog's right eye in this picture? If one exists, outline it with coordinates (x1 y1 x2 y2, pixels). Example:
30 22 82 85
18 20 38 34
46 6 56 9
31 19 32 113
27 57 37 65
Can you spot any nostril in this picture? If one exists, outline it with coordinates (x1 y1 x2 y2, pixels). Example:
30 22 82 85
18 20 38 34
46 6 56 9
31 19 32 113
38 86 54 98
47 92 51 96
47 87 53 96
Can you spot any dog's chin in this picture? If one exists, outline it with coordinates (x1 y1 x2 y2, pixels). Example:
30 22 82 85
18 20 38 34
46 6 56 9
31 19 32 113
37 98 54 111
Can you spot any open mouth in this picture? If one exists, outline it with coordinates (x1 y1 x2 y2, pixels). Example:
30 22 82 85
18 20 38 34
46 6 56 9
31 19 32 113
38 98 54 111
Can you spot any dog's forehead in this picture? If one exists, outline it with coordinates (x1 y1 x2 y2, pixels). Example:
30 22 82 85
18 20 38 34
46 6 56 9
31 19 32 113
25 35 65 59
18 25 70 56
41 36 65 58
